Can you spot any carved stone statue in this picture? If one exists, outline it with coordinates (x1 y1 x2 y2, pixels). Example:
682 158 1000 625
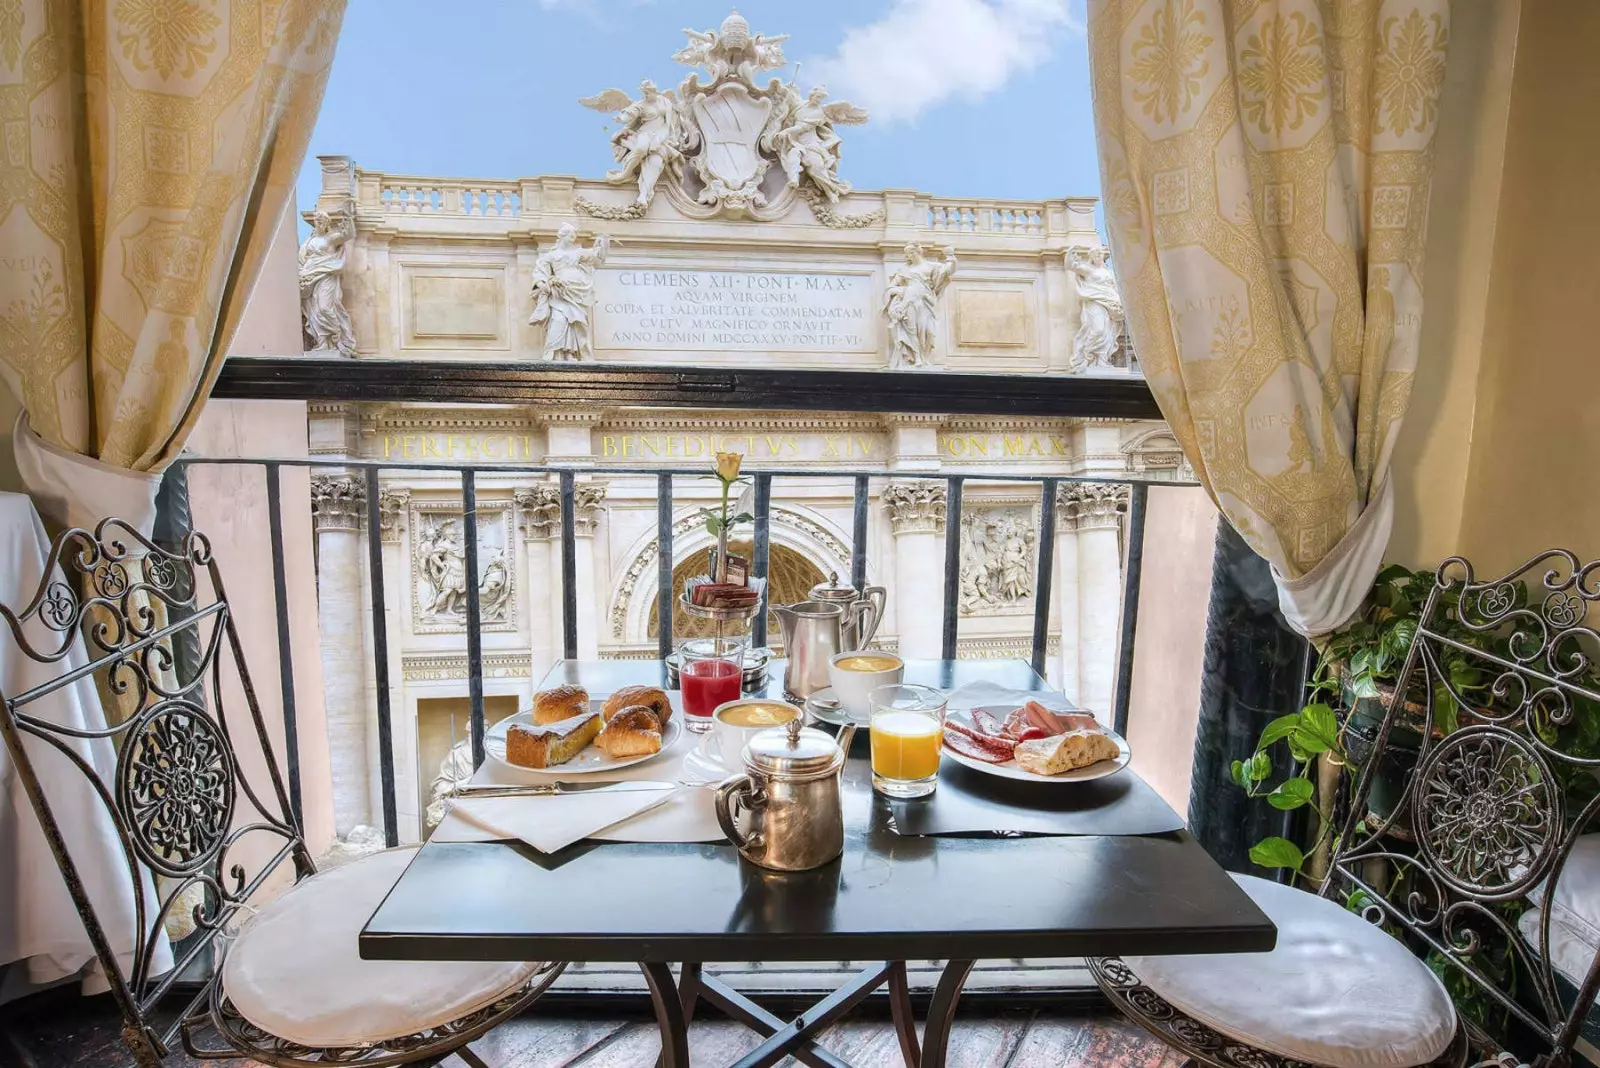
673 11 788 83
425 739 473 830
529 223 610 362
763 84 868 203
884 243 957 370
298 209 355 357
1068 245 1126 373
959 510 1036 614
579 80 687 208
414 518 512 625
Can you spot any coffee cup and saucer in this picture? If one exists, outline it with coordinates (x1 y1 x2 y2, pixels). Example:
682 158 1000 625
806 652 905 727
682 697 805 780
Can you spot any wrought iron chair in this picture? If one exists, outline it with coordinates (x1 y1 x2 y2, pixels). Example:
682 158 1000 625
1092 550 1600 1068
0 519 564 1066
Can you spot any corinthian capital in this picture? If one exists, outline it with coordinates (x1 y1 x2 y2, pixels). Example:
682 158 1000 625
882 481 947 535
514 486 562 540
1056 482 1130 531
573 484 608 536
377 488 411 542
310 474 366 532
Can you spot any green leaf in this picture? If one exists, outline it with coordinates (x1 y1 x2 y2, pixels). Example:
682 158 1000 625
1230 760 1247 787
1434 690 1460 735
730 512 755 524
1268 777 1315 811
1257 714 1303 750
1349 672 1382 700
1376 563 1413 586
1248 750 1272 784
1295 702 1339 755
1250 837 1305 871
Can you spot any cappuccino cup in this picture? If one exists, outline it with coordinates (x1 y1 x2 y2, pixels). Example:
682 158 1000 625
706 698 801 767
827 652 905 719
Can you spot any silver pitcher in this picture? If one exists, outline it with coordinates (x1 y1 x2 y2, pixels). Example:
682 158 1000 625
772 599 862 702
715 718 847 872
807 572 887 652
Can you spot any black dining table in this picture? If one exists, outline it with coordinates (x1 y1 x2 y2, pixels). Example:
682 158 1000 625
361 659 1274 1068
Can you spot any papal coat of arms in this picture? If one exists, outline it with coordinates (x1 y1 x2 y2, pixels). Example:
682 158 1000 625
578 11 868 219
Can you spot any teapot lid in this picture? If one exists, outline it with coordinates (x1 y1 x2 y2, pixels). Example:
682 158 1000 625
809 571 859 601
744 718 844 780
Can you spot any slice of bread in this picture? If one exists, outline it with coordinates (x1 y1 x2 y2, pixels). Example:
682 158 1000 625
1013 729 1120 776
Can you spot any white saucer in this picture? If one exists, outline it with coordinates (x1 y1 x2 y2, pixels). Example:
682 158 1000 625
805 686 870 727
682 736 739 782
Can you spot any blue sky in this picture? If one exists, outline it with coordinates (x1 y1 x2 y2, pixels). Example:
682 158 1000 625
296 0 1099 220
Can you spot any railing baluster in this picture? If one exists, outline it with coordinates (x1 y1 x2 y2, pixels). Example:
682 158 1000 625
559 470 578 659
657 472 673 661
751 473 772 649
941 477 963 661
460 470 486 768
851 475 869 594
364 467 399 847
1031 478 1058 679
1112 482 1148 736
264 464 303 823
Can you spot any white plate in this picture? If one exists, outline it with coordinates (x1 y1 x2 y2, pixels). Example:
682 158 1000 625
485 696 684 774
681 737 739 783
941 709 1131 783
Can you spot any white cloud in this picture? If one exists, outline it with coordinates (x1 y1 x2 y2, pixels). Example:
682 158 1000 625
804 0 1082 125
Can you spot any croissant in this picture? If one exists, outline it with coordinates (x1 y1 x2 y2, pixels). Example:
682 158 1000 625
596 706 663 758
603 685 672 726
533 684 589 724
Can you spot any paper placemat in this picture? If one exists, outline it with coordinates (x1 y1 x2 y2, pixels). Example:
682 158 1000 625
885 756 1185 838
431 724 727 845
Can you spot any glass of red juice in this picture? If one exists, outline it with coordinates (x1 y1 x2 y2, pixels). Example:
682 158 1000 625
680 637 745 732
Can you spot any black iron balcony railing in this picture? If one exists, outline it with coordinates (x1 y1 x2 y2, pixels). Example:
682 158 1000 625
181 358 1184 848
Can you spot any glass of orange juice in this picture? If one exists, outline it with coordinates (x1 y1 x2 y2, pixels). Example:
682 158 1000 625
868 683 947 799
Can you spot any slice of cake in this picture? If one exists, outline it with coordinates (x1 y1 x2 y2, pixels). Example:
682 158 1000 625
1013 729 1120 776
505 712 601 769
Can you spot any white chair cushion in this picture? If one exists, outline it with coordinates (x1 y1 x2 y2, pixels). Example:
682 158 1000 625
1125 874 1456 1068
1519 907 1600 999
222 847 541 1048
1531 834 1600 948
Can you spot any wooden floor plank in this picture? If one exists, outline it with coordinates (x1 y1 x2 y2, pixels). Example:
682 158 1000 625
1007 1012 1186 1068
439 1016 628 1068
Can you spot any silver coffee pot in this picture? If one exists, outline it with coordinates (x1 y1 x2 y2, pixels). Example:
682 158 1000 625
715 718 848 872
772 600 861 701
807 572 887 652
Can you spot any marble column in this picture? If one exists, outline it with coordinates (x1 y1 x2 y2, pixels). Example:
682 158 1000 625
516 486 561 677
375 486 413 839
1053 498 1082 703
572 486 607 659
311 473 371 837
882 481 947 659
1059 483 1130 717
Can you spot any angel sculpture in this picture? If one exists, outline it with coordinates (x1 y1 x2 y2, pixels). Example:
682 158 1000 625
674 12 788 82
763 85 868 202
578 79 685 207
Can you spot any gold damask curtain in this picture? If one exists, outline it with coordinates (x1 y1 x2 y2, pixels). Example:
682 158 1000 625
1089 0 1451 634
0 0 344 528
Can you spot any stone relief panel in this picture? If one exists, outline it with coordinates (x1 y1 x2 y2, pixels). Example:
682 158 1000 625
409 501 516 634
398 262 510 351
958 503 1039 616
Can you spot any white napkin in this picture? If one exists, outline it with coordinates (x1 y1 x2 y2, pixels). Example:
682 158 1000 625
446 783 677 853
943 680 1085 719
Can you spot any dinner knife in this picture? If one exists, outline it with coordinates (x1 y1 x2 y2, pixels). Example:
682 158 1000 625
453 781 673 798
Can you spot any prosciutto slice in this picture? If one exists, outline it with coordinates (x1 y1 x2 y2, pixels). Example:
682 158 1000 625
943 730 1011 764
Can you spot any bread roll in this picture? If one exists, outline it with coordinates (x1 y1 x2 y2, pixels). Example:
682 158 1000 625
595 706 663 758
603 685 671 726
533 684 589 725
1014 730 1120 776
505 712 601 769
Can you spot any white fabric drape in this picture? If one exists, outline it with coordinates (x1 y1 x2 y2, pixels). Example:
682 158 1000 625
1089 0 1452 634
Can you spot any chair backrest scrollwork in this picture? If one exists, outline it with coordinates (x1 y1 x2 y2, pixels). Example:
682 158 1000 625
1327 550 1600 1056
0 518 311 1063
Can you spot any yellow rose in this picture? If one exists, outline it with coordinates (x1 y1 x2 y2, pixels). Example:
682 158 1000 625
715 451 743 482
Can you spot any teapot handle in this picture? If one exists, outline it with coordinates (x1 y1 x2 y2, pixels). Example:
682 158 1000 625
857 586 887 649
715 774 767 852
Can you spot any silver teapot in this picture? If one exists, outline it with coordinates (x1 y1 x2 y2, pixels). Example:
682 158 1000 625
714 719 849 872
807 572 886 652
